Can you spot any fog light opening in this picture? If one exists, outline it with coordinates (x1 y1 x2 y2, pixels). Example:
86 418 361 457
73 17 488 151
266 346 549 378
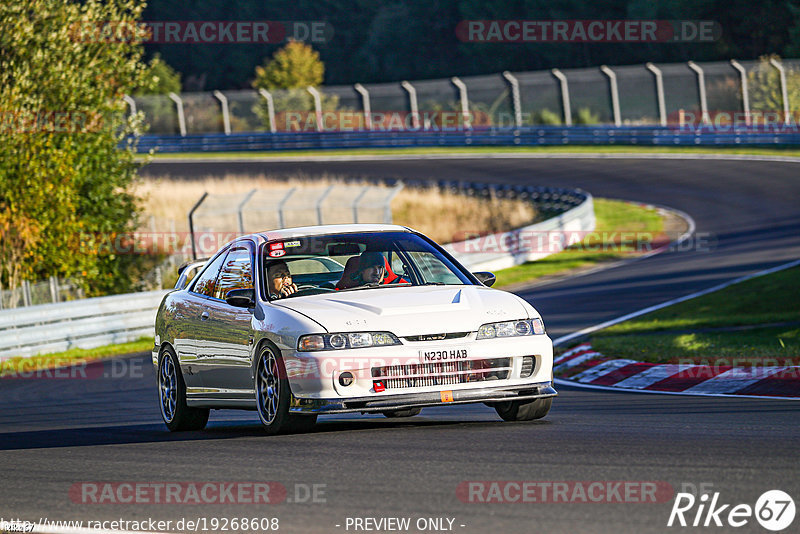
520 356 535 378
339 371 355 387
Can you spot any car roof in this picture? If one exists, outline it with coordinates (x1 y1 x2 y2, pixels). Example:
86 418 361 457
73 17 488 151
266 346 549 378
254 224 413 242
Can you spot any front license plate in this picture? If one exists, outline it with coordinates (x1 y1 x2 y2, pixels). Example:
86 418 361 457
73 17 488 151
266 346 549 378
419 347 469 363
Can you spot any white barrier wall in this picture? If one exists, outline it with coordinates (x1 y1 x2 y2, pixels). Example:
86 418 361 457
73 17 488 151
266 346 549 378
445 193 596 271
0 290 168 360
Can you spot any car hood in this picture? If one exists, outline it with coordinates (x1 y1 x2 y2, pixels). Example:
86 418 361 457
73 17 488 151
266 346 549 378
270 285 531 336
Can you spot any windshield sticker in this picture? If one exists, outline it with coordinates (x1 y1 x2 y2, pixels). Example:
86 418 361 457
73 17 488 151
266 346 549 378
284 240 301 248
268 249 286 258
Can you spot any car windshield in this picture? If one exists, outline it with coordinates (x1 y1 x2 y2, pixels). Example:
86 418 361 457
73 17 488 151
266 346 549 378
263 231 474 299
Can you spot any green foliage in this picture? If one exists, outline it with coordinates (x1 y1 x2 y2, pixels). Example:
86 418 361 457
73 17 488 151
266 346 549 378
574 107 600 125
748 55 800 112
535 108 562 125
136 52 182 95
253 41 324 91
251 41 340 131
0 0 149 297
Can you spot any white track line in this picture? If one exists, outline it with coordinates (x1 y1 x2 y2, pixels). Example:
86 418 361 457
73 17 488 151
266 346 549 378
552 258 800 348
552 376 800 401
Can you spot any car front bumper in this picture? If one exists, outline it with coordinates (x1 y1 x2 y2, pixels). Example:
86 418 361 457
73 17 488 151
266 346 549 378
288 381 557 414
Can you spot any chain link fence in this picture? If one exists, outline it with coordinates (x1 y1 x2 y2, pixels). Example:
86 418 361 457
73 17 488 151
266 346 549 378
129 59 800 134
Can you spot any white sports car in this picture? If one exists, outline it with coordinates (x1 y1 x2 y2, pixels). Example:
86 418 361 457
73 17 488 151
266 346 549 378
153 224 555 434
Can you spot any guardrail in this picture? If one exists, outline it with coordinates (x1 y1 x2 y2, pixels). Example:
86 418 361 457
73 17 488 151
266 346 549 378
445 192 595 272
0 290 168 360
135 125 800 153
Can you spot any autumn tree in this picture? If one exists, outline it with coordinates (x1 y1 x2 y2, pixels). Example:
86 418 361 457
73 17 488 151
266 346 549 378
0 0 150 300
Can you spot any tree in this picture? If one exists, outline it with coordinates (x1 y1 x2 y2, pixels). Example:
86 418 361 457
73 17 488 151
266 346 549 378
253 40 324 90
251 41 338 131
0 0 150 299
136 52 182 95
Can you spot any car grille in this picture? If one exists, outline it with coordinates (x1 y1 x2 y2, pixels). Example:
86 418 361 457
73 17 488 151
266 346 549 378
403 332 470 342
371 358 512 390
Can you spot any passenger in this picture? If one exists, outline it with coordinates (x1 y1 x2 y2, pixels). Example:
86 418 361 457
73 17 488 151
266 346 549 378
337 251 385 289
354 251 386 284
267 260 298 298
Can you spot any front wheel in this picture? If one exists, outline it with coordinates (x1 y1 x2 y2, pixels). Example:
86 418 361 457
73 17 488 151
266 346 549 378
494 397 552 422
255 343 317 435
158 346 209 431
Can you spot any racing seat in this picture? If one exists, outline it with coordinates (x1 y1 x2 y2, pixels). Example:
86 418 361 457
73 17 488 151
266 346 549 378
335 257 361 290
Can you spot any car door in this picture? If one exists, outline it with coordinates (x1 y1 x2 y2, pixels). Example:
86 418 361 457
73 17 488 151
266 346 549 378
202 243 256 397
179 247 230 389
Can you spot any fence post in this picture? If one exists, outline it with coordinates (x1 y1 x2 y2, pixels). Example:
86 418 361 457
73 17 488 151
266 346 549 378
188 192 208 260
258 88 277 133
451 76 472 129
729 60 751 126
316 185 335 225
277 187 296 229
354 83 373 130
237 189 258 233
213 90 231 135
168 92 187 136
49 276 59 303
307 86 324 131
22 280 31 307
551 69 572 126
401 81 420 129
687 61 710 125
384 183 404 224
122 95 137 119
502 71 523 128
352 186 370 223
646 63 667 126
769 58 791 124
600 65 621 127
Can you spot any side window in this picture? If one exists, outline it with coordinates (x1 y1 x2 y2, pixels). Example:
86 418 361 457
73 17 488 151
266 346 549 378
214 246 254 300
191 249 229 297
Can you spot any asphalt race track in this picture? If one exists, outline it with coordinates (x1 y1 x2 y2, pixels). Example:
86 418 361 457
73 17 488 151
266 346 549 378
2 156 799 534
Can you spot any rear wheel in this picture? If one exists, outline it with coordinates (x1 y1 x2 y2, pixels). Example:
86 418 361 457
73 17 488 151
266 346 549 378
494 397 552 422
383 408 422 418
255 343 317 435
158 346 209 431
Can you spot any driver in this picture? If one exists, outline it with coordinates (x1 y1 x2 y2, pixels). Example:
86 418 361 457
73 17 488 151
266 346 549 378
267 260 298 299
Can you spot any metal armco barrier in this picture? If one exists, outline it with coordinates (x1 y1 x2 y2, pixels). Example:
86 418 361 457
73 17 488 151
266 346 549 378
0 290 168 360
134 125 800 153
446 192 595 272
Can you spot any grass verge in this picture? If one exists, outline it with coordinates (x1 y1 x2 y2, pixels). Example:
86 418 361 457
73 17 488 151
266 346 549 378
0 337 153 377
494 198 665 288
584 267 800 365
146 145 800 160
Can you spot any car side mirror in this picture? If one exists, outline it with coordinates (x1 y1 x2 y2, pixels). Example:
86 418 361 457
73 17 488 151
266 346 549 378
225 288 255 308
473 271 496 287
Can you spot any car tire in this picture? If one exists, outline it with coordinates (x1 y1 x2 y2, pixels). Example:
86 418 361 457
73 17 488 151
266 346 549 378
158 346 209 432
255 342 317 435
494 397 552 422
382 408 422 418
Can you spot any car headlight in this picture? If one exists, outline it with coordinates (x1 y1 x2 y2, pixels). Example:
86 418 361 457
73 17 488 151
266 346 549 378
298 332 401 351
476 318 545 339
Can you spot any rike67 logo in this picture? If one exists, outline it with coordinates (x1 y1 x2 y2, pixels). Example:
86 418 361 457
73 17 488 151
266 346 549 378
668 490 795 531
